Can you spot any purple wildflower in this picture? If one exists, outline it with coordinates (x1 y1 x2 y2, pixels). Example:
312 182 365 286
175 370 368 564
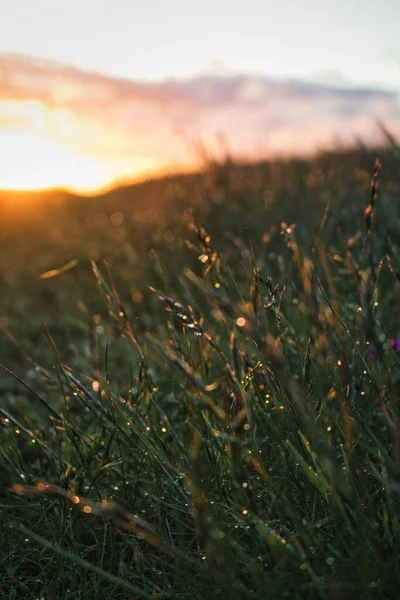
391 338 400 352
368 338 400 358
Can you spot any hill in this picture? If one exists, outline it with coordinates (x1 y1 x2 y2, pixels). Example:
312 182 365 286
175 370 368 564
1 145 400 598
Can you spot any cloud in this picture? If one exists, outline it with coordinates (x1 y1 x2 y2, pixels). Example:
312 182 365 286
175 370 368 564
0 53 399 189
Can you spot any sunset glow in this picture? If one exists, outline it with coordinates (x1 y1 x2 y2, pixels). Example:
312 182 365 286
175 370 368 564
1 56 400 193
0 1 399 192
0 129 106 191
1 70 400 193
0 99 160 192
0 100 100 191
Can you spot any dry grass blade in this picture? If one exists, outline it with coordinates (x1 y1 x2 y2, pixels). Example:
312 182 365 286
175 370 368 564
13 482 164 547
364 158 381 236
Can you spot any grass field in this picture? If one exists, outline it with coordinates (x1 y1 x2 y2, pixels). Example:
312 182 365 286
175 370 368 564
1 144 400 599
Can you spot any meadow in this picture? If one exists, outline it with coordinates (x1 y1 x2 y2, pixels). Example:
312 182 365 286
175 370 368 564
1 143 400 599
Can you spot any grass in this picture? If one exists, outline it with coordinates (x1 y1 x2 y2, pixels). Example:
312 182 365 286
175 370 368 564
1 144 400 598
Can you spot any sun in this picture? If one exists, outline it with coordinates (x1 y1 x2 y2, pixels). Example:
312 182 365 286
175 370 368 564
0 129 111 193
0 100 119 193
0 99 171 193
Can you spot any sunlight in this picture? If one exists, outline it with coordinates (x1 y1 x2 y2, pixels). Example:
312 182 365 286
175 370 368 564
0 99 174 192
0 129 111 191
0 99 110 192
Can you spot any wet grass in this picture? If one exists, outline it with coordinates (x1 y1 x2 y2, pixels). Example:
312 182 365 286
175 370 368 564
1 146 400 598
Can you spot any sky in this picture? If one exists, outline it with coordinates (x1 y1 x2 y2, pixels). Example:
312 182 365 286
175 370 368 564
0 0 399 191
